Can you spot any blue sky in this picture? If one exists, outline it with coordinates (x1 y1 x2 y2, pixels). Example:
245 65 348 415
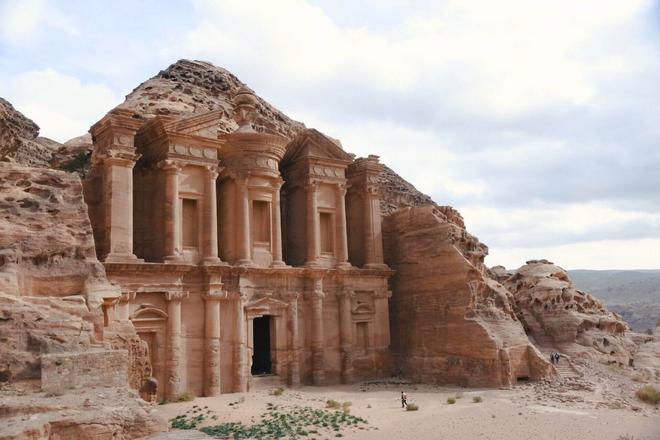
1 0 659 270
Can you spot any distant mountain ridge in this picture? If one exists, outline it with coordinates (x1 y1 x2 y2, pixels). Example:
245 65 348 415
569 269 660 333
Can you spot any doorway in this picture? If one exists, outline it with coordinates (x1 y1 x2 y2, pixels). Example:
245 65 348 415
251 316 272 375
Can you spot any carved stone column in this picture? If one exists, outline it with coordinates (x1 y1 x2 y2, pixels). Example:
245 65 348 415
103 156 141 262
166 291 188 400
335 183 350 269
363 185 385 268
305 181 320 266
286 292 301 387
117 291 135 320
202 165 221 264
236 178 252 266
271 180 285 267
338 289 354 383
310 278 325 385
203 288 223 396
162 161 183 262
234 293 248 392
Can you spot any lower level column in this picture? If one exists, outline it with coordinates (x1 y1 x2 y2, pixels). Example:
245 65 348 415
204 292 222 396
288 292 301 387
234 294 248 392
338 289 354 383
311 278 325 385
166 291 188 401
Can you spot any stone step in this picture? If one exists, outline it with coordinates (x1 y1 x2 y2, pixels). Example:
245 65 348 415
147 429 213 439
249 374 284 390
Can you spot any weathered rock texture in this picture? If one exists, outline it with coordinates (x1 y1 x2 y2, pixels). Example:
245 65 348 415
503 260 637 366
0 388 167 440
0 97 62 167
383 206 552 387
0 163 116 304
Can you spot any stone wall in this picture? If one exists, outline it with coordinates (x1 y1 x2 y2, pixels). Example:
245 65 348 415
41 349 128 393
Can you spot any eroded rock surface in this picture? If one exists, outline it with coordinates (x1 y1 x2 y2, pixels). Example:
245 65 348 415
0 97 62 168
384 206 553 387
503 260 637 365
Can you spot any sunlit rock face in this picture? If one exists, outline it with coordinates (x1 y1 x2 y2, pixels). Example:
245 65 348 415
384 206 553 387
503 260 637 365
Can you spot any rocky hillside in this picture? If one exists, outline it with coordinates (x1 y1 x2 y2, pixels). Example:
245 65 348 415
500 260 637 366
0 97 62 167
569 269 660 333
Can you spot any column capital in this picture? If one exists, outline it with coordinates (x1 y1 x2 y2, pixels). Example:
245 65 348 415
204 164 221 179
203 290 228 301
119 291 137 303
165 291 189 302
305 180 320 192
336 288 355 300
159 159 182 174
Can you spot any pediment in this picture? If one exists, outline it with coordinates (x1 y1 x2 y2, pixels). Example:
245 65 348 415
282 129 353 166
130 306 168 321
245 296 289 317
163 110 224 139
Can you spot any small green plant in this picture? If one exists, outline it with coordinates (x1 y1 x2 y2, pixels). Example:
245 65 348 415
272 387 285 396
170 405 218 430
447 397 456 404
176 391 195 402
472 396 483 403
326 399 341 409
636 385 660 404
617 435 636 440
406 403 419 411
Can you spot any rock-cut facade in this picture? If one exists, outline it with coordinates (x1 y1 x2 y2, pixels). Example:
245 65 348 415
83 88 393 400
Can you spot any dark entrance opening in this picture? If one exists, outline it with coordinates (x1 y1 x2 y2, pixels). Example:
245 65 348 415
251 316 272 375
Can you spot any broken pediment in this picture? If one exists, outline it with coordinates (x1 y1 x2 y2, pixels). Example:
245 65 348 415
282 128 354 166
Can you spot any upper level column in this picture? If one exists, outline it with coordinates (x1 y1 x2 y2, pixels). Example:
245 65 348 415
335 183 351 269
235 176 252 266
271 179 286 267
162 160 183 262
89 109 143 263
202 165 222 265
363 183 385 268
305 181 320 267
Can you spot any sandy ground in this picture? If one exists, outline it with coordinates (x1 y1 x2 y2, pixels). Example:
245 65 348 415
155 381 660 440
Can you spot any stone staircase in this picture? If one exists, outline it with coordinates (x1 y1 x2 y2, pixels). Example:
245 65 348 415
521 310 581 379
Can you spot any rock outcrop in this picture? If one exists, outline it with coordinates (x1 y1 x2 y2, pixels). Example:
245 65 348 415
0 162 163 439
502 260 637 366
383 206 553 387
0 97 62 168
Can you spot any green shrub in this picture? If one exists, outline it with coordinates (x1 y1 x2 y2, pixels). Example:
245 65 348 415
406 403 419 411
272 387 284 396
636 385 660 404
447 397 456 404
326 399 341 409
472 396 483 403
176 391 195 402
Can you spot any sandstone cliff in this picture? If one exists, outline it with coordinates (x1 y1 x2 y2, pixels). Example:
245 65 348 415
0 162 163 439
502 260 638 366
0 97 62 168
383 206 553 387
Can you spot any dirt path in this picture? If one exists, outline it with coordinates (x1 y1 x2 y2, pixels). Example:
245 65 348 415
154 383 659 440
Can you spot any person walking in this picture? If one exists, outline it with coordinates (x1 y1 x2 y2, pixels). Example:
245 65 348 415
401 391 408 408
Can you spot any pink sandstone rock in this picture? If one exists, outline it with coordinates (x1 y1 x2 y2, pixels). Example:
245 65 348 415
383 206 553 387
503 260 638 366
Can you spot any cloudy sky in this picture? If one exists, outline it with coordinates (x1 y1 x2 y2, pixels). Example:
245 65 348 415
1 0 659 270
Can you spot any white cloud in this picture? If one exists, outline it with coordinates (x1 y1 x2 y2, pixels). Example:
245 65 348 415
176 0 654 116
488 238 660 271
0 69 120 141
0 0 78 44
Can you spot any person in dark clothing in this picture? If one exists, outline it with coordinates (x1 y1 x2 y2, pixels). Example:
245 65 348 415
401 391 408 408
